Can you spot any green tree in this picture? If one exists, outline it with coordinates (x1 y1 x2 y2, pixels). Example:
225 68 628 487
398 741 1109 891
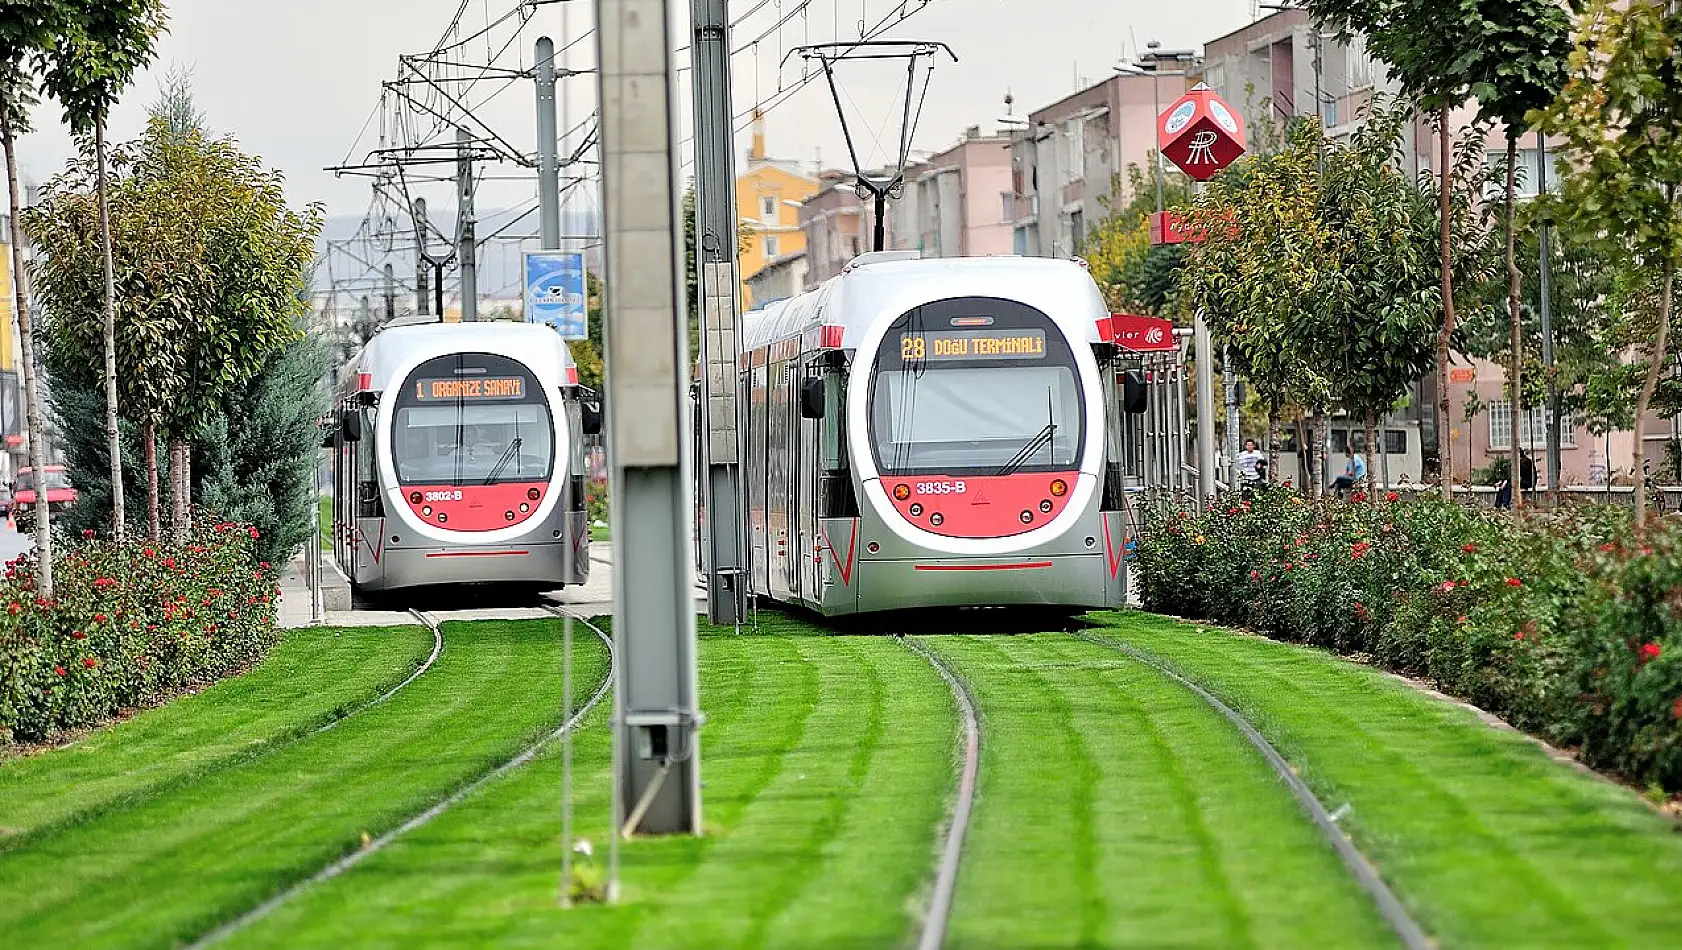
1538 0 1682 526
1469 0 1572 510
28 95 322 542
1308 0 1500 495
35 0 168 538
1295 103 1441 495
1178 120 1332 485
0 0 69 593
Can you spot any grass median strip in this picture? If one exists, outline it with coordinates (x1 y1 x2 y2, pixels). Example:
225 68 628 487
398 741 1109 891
925 633 1397 950
0 619 608 950
1094 609 1682 947
222 618 958 950
0 623 433 840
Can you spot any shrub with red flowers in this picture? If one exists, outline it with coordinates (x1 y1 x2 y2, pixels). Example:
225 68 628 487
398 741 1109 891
1135 488 1682 793
0 522 281 744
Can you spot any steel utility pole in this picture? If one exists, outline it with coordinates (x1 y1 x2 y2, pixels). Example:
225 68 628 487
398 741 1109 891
691 0 747 625
457 126 479 322
383 263 397 322
1537 129 1560 504
536 36 562 249
414 197 433 317
596 0 704 837
1195 315 1217 505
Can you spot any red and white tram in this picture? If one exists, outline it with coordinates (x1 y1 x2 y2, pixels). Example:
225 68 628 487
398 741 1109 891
325 319 599 602
729 252 1142 615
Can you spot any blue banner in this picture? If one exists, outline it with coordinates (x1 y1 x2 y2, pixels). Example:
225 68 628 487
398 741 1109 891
524 251 588 339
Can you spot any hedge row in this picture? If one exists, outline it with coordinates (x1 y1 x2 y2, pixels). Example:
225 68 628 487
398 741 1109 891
1135 489 1682 793
0 523 281 744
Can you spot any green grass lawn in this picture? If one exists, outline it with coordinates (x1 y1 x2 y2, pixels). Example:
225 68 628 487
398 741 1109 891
318 495 332 550
921 633 1397 949
0 624 434 841
221 615 959 950
0 620 609 950
1091 610 1682 947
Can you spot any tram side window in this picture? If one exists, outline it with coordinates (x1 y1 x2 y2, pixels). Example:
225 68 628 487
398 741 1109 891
355 408 382 519
818 369 858 518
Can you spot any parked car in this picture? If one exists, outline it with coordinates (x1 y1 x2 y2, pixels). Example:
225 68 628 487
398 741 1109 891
13 465 76 514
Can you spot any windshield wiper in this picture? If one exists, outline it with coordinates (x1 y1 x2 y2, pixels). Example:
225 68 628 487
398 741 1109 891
994 422 1056 477
483 437 523 485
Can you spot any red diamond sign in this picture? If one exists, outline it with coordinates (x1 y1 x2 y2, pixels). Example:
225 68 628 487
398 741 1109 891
1158 83 1246 181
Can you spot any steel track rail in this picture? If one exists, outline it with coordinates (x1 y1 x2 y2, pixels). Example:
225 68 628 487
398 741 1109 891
898 636 981 950
312 610 445 734
1069 631 1432 950
189 611 615 949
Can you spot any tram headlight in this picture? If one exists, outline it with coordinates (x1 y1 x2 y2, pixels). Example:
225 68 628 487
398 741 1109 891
520 502 531 513
909 503 923 517
893 483 911 501
1020 509 1035 524
437 512 448 524
1049 479 1068 497
928 512 943 527
505 510 517 522
1039 499 1053 513
527 487 541 501
409 491 423 505
423 506 433 516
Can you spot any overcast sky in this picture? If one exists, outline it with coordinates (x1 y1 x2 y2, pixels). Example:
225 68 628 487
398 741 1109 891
13 0 1264 225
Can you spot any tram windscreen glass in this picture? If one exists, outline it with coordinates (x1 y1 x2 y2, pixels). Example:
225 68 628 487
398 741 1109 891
869 298 1084 475
393 353 555 486
898 329 1046 362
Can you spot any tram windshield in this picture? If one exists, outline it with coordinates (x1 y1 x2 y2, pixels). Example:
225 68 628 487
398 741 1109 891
868 297 1085 475
392 353 556 485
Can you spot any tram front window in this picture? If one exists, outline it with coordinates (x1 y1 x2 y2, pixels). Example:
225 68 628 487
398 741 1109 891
867 296 1085 476
394 403 554 484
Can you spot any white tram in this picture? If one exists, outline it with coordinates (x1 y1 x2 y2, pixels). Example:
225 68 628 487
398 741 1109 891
323 319 599 602
724 252 1148 616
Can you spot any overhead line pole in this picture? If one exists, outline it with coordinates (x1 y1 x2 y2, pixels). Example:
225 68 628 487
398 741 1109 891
691 0 748 625
536 36 562 249
457 126 479 322
596 0 704 837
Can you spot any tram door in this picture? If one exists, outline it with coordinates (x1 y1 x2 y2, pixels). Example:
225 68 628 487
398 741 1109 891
796 355 822 604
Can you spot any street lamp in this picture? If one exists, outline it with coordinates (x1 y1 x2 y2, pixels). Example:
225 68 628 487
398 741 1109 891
1113 58 1191 216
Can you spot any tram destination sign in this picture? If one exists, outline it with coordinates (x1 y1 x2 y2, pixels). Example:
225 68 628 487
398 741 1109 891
413 376 527 401
899 328 1046 362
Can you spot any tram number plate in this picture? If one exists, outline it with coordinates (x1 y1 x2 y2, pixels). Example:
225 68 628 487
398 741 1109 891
423 490 464 502
915 480 967 496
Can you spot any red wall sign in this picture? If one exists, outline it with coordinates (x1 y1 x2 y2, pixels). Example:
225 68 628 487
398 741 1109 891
1149 210 1239 246
1101 314 1178 352
1158 83 1246 181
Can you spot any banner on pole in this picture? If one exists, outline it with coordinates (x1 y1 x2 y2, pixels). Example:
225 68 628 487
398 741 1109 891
524 251 588 339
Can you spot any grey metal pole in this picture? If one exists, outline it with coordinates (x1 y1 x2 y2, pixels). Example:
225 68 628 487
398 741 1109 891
595 0 703 837
536 37 562 249
414 198 431 317
690 0 747 625
457 126 478 322
1194 315 1216 505
382 263 396 322
1153 74 1164 215
1223 346 1239 487
1537 129 1560 500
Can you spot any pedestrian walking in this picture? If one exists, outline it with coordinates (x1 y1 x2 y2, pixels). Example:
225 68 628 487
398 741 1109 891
1237 439 1266 496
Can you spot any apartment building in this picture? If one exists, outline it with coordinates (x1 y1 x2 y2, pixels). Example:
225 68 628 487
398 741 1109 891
799 171 886 290
1006 70 1191 260
903 127 1014 259
736 112 820 309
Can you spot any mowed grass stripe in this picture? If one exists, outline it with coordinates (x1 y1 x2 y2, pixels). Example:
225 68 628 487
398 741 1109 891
0 624 434 841
0 620 607 950
928 634 1396 950
223 632 957 950
1097 611 1682 947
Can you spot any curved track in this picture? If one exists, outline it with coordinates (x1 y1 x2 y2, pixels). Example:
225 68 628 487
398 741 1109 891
1070 631 1432 950
898 636 981 950
189 612 615 949
310 610 445 735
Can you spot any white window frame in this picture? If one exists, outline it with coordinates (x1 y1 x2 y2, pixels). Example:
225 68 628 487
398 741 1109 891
1488 400 1576 449
761 195 778 224
764 235 779 258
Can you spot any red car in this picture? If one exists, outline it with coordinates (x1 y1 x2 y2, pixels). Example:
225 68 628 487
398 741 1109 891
13 465 77 513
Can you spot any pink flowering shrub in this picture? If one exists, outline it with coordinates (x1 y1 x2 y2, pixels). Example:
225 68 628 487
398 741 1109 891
1135 488 1682 791
0 522 281 744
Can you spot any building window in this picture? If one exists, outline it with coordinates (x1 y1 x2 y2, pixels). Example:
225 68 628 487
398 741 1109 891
1014 227 1029 256
1483 149 1565 199
1488 401 1576 449
761 196 777 224
1069 209 1084 252
1001 192 1014 221
764 236 779 258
